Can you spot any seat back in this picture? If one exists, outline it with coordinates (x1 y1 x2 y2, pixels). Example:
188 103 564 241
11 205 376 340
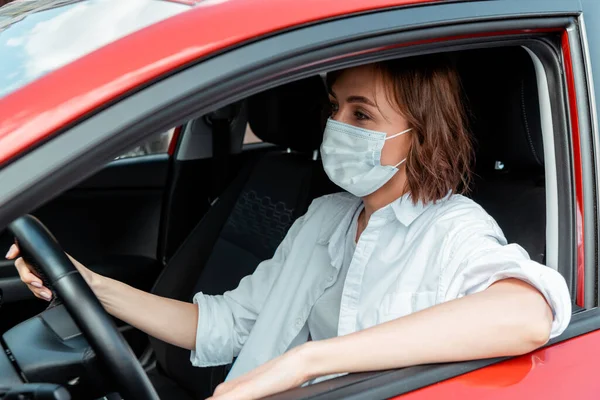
458 47 546 262
150 76 329 398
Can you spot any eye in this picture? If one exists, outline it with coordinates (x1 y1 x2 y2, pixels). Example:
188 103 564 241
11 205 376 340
329 101 339 115
354 110 370 121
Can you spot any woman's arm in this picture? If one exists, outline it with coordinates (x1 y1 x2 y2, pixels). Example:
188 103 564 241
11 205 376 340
9 201 310 358
305 278 552 377
8 244 199 350
209 279 553 399
92 275 199 350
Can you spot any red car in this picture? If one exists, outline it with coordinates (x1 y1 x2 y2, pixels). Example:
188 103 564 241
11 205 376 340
0 0 597 399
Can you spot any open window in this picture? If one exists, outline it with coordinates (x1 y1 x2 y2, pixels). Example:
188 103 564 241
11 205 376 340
142 41 578 398
457 47 561 274
140 25 586 400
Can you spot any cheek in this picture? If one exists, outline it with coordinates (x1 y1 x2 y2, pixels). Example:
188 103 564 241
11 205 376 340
380 135 411 166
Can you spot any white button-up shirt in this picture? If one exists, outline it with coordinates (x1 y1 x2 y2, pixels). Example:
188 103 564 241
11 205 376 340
307 203 360 341
191 192 571 381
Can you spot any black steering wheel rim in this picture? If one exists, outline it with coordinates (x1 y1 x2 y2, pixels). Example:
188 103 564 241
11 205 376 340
9 215 159 400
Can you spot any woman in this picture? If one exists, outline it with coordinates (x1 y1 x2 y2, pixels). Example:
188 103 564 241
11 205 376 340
8 54 571 400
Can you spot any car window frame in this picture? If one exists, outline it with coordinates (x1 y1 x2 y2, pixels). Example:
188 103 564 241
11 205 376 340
0 0 591 398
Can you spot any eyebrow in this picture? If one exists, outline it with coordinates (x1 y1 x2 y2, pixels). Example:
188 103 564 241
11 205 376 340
346 95 377 108
327 88 379 109
328 90 377 108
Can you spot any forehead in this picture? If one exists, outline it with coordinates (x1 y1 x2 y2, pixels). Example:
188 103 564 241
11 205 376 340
330 64 377 86
330 64 398 108
329 64 386 95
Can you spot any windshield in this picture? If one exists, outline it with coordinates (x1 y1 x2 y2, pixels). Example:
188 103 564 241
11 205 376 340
0 0 189 98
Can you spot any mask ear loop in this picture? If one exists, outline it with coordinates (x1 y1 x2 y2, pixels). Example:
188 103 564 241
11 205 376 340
385 127 412 141
394 158 407 168
386 128 412 168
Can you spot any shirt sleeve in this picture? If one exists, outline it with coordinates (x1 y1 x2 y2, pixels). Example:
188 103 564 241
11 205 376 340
190 214 305 367
439 215 572 339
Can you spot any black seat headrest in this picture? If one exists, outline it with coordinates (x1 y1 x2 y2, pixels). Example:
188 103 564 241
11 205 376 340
247 76 329 152
205 100 248 155
459 47 544 175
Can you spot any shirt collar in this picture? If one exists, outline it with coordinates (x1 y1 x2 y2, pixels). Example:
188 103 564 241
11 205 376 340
390 193 430 226
391 191 454 225
320 191 452 268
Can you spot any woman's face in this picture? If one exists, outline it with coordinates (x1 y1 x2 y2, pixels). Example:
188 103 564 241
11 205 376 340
328 64 412 167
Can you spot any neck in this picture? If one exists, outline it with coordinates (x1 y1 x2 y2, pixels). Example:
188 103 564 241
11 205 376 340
361 170 408 224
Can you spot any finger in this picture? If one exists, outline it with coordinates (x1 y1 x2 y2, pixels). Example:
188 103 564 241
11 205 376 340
212 379 260 400
27 284 52 301
15 258 42 286
5 244 19 260
23 277 46 290
35 291 52 301
212 384 229 397
211 382 239 399
26 283 50 298
212 384 257 400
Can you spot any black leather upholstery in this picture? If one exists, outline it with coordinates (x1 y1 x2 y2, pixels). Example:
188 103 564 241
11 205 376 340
248 78 328 152
149 76 331 399
459 47 546 262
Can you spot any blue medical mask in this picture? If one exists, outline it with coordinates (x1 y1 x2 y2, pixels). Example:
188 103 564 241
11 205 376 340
320 118 412 197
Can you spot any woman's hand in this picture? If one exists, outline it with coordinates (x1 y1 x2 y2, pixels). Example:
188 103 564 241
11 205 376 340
7 243 201 352
208 345 313 400
6 243 95 301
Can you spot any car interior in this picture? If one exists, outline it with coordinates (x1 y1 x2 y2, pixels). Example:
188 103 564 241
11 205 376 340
0 45 561 400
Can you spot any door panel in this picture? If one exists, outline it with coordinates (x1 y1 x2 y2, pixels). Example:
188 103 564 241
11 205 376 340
0 154 169 333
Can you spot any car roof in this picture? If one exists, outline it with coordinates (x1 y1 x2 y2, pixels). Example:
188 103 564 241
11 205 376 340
0 0 193 98
0 0 437 165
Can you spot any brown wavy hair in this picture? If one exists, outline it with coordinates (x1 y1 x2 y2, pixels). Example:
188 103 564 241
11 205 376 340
327 54 473 204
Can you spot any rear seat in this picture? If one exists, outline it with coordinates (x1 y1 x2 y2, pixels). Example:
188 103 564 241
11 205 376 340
458 47 547 263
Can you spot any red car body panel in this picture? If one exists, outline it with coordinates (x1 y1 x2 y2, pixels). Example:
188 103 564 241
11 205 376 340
395 329 600 399
0 0 591 398
168 125 183 156
167 0 203 4
0 0 437 165
561 32 586 307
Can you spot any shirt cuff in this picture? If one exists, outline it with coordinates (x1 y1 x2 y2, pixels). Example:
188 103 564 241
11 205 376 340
475 250 572 339
190 292 234 367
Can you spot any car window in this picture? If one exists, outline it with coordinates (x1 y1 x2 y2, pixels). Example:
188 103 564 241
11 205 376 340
115 128 174 159
243 123 262 145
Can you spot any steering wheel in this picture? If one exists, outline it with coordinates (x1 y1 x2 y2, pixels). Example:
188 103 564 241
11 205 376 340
8 215 159 400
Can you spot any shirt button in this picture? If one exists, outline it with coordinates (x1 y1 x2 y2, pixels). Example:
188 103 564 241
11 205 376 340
296 318 303 328
327 274 335 283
